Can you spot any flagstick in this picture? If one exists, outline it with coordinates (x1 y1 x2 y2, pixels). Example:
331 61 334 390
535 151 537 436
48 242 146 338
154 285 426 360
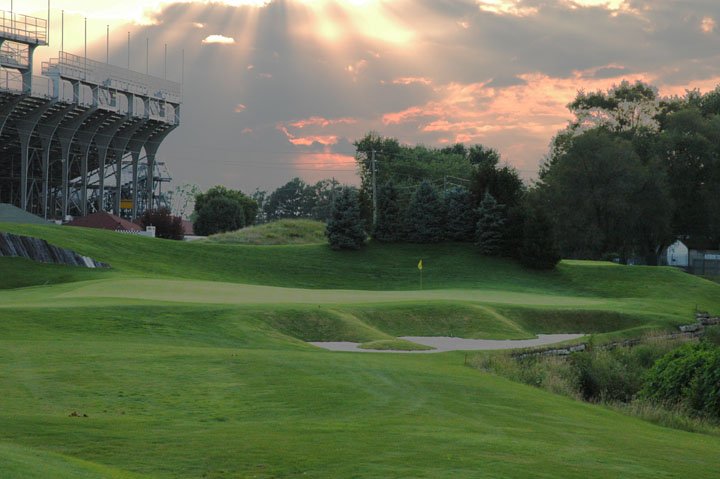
420 268 423 290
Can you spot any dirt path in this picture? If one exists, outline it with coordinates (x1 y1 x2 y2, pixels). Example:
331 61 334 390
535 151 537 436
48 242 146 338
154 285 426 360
310 333 585 353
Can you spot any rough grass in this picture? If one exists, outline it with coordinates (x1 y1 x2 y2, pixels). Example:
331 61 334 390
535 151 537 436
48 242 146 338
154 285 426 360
203 219 327 245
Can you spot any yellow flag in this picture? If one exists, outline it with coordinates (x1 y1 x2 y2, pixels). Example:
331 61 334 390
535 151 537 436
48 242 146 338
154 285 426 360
418 259 423 270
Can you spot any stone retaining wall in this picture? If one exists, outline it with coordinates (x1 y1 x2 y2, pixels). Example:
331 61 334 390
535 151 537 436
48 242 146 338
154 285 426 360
0 232 109 268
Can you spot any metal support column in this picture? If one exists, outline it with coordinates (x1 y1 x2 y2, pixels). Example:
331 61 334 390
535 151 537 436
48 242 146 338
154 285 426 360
110 119 146 215
16 101 53 209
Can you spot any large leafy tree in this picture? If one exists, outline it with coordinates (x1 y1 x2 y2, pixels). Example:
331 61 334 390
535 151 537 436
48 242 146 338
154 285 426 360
326 187 366 250
264 178 314 220
193 196 245 236
519 206 560 270
194 186 258 227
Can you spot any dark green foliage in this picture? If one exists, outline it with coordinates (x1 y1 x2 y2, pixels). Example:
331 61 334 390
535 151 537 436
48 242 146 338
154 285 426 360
519 207 560 270
194 186 258 227
444 187 475 241
475 192 505 255
470 160 524 209
501 204 527 258
640 342 720 419
571 349 646 403
326 187 366 250
373 181 402 242
138 207 184 240
194 196 245 236
405 181 445 243
264 178 314 220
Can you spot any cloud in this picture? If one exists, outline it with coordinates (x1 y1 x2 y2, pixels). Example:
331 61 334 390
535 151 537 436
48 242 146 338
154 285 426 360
235 104 247 112
201 34 235 45
701 16 716 33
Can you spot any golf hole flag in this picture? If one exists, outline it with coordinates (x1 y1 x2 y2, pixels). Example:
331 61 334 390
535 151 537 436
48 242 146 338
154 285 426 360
418 259 423 270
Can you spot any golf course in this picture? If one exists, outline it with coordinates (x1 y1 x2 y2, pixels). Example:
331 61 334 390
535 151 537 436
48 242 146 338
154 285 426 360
2 222 720 478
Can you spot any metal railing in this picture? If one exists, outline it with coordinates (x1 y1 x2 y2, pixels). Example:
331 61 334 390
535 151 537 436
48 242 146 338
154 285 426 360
42 52 182 104
0 10 47 45
0 67 21 92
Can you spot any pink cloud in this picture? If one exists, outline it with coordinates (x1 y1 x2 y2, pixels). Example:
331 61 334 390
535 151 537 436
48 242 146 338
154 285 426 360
235 103 247 113
392 77 433 86
288 116 357 129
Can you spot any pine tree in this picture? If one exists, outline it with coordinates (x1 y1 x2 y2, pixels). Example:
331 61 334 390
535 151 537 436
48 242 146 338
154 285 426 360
405 181 445 243
326 187 366 250
444 186 475 241
475 192 505 255
373 181 403 242
519 207 561 270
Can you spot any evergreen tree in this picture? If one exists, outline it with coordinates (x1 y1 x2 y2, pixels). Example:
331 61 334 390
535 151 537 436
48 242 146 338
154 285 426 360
405 181 445 243
444 186 475 241
519 207 561 270
475 192 505 255
373 181 402 242
326 187 366 250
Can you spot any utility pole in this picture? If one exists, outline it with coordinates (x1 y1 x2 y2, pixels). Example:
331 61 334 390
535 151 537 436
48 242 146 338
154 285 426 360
371 149 377 228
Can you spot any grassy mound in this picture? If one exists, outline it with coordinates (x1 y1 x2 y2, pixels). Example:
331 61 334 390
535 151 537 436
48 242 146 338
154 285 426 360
359 339 434 351
204 219 326 245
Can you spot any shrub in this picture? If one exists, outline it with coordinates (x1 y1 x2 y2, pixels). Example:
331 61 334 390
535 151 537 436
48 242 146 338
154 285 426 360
640 342 720 419
519 206 561 270
138 207 185 240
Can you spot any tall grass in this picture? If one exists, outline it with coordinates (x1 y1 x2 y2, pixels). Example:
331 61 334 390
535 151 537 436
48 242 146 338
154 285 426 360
472 333 720 434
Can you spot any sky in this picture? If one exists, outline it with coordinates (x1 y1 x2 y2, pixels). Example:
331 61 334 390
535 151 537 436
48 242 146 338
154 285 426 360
14 0 720 192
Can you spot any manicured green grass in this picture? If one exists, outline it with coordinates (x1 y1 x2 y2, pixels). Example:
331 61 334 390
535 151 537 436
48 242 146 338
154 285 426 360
204 219 327 245
3 223 720 477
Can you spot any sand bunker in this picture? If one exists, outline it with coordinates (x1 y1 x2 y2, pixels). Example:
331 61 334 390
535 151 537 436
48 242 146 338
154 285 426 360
310 334 585 353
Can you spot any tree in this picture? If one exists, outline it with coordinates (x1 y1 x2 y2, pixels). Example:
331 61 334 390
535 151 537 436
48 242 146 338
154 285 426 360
326 187 366 250
475 192 505 255
539 129 653 260
373 181 402 242
170 183 200 218
309 178 342 222
264 178 314 220
139 207 185 240
444 186 475 241
519 206 560 270
194 186 258 228
405 181 445 243
193 196 245 236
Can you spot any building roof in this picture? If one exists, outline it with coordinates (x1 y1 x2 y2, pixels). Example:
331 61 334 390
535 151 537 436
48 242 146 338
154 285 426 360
0 203 51 225
66 211 143 232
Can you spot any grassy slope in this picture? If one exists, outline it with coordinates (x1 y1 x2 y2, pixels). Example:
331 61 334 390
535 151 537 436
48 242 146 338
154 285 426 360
2 224 720 476
203 219 326 245
1 306 719 478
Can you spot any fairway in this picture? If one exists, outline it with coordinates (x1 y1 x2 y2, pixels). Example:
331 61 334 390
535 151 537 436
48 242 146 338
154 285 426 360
2 225 720 477
0 278 608 308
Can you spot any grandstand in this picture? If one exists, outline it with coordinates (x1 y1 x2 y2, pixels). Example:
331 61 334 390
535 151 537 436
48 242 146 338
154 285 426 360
0 7 180 220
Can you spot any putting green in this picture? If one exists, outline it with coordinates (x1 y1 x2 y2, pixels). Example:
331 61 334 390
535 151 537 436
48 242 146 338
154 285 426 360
0 278 608 308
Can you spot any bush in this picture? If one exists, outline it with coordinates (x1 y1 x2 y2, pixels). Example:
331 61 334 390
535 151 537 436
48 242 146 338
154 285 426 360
326 187 366 250
640 342 720 419
138 207 184 240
